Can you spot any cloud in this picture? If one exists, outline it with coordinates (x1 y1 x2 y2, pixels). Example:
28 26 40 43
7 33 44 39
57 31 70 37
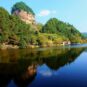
39 71 52 77
37 10 57 17
38 10 50 17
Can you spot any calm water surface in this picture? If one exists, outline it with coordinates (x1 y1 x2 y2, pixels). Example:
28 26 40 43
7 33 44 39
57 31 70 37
0 44 87 87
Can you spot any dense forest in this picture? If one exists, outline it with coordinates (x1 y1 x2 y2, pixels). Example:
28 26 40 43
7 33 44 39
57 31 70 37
0 2 86 49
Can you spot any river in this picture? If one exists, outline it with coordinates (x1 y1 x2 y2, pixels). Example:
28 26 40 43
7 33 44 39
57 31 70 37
0 44 87 87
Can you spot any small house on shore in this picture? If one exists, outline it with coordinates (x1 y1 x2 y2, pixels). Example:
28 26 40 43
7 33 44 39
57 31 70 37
62 41 71 45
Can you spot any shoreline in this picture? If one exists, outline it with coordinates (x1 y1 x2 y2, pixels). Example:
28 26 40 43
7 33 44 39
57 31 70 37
0 44 62 50
0 43 85 50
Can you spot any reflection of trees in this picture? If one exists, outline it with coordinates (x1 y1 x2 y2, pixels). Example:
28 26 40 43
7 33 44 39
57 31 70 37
14 64 36 87
0 47 85 87
84 48 87 52
0 63 37 87
42 48 84 70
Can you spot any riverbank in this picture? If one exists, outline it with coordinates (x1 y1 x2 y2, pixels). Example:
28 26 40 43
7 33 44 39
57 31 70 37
0 43 69 50
0 42 86 50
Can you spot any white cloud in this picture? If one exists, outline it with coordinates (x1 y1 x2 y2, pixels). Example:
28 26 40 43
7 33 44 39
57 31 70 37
38 10 50 17
37 10 57 17
39 71 52 77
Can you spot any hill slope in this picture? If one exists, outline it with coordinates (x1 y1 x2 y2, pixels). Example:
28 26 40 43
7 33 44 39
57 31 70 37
42 18 83 43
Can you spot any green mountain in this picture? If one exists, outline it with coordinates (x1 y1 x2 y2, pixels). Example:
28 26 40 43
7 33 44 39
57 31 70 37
11 2 35 15
0 7 31 48
42 18 84 43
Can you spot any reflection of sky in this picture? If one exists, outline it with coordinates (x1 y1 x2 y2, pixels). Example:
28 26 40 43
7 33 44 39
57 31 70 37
37 64 59 77
38 51 87 78
29 51 87 87
7 80 16 87
4 48 87 87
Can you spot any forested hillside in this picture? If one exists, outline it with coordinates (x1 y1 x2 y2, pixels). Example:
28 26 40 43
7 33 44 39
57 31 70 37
0 2 86 49
42 18 84 43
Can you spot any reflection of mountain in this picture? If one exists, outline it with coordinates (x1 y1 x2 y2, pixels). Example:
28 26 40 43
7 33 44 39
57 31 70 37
42 48 84 70
14 64 36 87
0 47 85 87
84 48 87 52
0 63 37 87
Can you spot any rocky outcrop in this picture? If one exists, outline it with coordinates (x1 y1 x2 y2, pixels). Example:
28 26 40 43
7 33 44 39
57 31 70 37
11 2 35 25
13 10 35 24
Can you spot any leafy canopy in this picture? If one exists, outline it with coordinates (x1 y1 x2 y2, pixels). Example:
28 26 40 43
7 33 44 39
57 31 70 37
42 18 83 42
11 2 35 15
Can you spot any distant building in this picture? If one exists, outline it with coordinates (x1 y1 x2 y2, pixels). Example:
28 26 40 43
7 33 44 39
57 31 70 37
62 41 71 45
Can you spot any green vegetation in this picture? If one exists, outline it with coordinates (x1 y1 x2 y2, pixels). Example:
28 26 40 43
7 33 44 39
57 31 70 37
42 18 84 43
0 2 86 49
11 2 35 15
0 7 31 48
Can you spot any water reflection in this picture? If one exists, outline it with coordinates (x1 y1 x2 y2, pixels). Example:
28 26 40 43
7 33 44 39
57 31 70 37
0 47 86 87
14 64 37 87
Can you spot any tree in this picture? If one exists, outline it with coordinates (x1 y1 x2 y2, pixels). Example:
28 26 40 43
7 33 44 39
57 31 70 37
0 7 10 43
11 2 35 15
36 23 43 32
42 18 83 43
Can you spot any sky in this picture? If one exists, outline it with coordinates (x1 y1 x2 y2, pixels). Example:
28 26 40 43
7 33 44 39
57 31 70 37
0 0 87 32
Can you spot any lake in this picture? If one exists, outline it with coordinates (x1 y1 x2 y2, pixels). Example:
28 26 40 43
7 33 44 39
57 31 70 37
0 44 87 87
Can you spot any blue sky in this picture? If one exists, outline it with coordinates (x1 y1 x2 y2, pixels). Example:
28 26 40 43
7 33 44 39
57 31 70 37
0 0 87 32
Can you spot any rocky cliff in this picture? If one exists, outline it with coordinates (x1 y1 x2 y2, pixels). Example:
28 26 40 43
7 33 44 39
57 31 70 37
11 2 35 25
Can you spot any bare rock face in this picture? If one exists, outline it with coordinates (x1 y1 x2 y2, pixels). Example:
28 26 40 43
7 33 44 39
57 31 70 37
11 2 36 25
14 10 35 25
